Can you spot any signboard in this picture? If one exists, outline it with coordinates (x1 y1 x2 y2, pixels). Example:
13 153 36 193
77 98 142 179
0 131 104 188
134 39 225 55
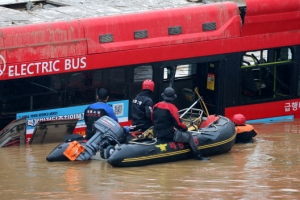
207 73 215 91
16 100 129 142
225 98 300 121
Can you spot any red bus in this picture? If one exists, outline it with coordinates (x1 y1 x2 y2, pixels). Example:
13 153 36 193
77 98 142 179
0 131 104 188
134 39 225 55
0 0 300 140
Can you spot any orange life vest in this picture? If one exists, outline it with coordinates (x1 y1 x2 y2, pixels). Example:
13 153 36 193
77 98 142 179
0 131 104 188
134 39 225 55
235 124 258 143
235 124 258 135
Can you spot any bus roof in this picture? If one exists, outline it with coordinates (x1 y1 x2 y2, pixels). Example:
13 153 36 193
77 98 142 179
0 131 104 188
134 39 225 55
0 0 299 81
0 0 245 28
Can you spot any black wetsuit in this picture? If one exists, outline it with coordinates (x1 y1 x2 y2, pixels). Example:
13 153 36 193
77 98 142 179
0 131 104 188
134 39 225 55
131 90 153 131
152 101 186 139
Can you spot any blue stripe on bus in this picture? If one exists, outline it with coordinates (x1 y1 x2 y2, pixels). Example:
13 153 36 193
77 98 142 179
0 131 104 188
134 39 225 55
246 115 294 124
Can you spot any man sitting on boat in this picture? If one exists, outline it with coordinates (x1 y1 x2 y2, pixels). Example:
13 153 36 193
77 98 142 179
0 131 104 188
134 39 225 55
152 87 210 161
232 114 258 143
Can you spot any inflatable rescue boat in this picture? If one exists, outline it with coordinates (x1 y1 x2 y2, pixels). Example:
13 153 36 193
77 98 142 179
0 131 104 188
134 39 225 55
108 113 236 167
46 107 236 167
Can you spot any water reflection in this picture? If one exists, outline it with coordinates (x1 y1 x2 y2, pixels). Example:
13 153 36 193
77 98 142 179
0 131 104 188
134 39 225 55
1 119 300 199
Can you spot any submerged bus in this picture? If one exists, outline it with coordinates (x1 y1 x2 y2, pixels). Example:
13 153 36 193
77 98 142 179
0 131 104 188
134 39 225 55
0 0 300 141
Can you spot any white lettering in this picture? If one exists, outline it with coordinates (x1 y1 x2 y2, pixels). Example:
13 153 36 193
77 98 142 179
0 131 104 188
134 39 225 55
21 64 27 75
53 60 59 71
48 61 53 72
8 65 14 77
27 63 34 75
42 62 49 73
5 57 86 77
72 58 80 69
15 65 20 76
35 62 41 74
80 57 86 69
65 59 71 70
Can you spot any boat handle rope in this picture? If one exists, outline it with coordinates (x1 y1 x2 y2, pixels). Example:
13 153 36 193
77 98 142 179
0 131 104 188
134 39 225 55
128 138 158 145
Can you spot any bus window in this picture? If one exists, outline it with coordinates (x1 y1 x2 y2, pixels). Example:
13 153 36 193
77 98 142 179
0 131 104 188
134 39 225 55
50 74 63 91
176 64 196 77
1 82 31 113
130 65 153 102
1 75 63 113
134 65 153 82
242 50 268 65
92 70 102 88
162 64 197 109
66 72 85 105
65 68 128 105
164 64 196 80
66 71 96 105
241 48 293 103
110 68 125 84
278 47 292 61
108 68 127 100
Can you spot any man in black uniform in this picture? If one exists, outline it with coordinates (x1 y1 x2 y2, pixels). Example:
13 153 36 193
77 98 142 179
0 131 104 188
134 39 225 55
152 87 210 160
131 80 155 131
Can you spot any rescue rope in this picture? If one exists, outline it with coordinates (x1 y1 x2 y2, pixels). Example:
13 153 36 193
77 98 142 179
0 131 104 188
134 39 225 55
194 87 209 116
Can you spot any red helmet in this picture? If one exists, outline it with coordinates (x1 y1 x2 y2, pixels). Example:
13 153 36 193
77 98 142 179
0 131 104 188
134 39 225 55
232 114 246 125
142 79 155 92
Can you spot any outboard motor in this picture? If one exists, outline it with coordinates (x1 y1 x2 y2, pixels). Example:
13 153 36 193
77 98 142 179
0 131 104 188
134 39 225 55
63 116 124 161
93 115 125 145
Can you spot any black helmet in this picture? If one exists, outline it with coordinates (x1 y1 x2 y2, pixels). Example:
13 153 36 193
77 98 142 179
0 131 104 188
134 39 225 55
161 87 177 101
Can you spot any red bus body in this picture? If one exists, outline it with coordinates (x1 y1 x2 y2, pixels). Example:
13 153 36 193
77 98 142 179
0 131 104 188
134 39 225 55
0 0 300 138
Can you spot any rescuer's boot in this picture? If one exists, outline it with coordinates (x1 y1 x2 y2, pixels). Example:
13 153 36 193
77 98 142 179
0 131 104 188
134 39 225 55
194 150 210 161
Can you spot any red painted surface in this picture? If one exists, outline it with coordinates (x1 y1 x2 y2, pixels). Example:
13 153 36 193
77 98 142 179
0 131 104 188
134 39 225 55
0 21 87 63
243 0 300 36
83 2 240 53
0 0 299 80
0 0 299 124
225 98 300 120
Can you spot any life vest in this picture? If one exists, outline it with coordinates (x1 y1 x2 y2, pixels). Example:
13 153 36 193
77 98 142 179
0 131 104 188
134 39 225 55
235 124 258 143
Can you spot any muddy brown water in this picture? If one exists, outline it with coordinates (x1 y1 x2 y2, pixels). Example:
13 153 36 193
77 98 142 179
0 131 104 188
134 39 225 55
1 118 300 199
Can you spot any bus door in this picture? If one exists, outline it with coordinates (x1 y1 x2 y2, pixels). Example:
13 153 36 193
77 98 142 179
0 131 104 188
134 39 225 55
157 59 225 116
158 64 196 111
194 61 222 116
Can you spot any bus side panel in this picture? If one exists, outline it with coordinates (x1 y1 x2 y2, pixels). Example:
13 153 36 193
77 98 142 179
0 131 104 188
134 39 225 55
0 20 87 64
82 2 241 54
242 0 300 36
217 53 243 115
225 98 300 120
0 28 4 70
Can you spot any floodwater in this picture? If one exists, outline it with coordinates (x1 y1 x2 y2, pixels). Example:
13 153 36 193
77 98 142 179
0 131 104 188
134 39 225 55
1 119 300 200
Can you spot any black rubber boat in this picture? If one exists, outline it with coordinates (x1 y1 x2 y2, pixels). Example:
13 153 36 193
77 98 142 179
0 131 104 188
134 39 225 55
46 116 127 162
108 115 236 167
46 107 236 166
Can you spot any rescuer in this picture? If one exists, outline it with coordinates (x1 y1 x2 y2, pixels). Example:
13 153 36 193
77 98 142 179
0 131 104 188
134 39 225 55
131 79 155 131
232 114 258 143
152 87 210 161
84 88 122 139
